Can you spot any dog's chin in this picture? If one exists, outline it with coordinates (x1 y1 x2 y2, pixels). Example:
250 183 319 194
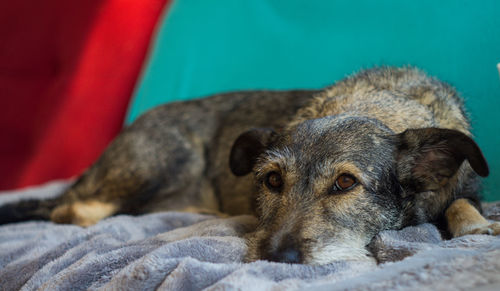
245 244 374 265
304 244 374 265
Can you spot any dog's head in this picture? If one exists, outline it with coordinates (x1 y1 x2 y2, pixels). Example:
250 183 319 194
230 115 488 264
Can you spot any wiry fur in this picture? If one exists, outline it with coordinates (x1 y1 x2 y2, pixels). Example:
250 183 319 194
1 67 497 265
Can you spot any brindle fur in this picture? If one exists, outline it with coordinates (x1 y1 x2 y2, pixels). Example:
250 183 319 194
1 67 498 264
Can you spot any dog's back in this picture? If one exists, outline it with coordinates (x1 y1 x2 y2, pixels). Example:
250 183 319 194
291 67 470 134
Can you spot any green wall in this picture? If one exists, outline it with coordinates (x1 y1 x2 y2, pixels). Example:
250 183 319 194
128 0 500 201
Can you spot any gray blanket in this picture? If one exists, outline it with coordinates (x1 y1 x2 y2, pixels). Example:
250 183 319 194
1 181 499 290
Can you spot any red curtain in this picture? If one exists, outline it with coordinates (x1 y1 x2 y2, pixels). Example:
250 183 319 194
0 0 170 191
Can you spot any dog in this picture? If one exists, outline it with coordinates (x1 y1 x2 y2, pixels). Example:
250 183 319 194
1 67 499 265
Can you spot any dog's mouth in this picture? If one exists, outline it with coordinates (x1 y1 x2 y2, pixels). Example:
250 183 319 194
245 230 374 265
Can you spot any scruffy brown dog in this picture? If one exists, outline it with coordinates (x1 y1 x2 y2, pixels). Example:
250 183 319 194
1 67 499 264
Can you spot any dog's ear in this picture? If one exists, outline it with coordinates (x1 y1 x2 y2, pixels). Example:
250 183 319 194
229 128 277 176
395 128 488 192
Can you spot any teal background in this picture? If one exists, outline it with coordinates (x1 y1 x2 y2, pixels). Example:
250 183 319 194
128 0 500 201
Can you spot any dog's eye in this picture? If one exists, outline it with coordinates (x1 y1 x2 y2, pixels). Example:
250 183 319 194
331 174 357 192
265 171 283 191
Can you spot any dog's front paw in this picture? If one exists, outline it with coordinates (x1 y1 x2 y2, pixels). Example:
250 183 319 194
446 199 500 238
456 221 500 237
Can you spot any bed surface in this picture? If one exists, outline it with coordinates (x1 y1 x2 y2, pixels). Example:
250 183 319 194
1 181 499 290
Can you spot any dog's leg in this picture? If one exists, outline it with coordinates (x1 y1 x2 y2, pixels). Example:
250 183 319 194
50 103 221 227
51 200 118 227
445 198 500 237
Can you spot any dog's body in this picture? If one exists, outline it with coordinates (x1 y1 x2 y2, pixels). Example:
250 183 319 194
1 67 498 264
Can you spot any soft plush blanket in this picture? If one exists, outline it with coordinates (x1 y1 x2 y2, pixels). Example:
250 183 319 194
1 181 499 290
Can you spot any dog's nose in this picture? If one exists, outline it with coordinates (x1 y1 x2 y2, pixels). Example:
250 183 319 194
266 235 303 264
268 247 302 264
